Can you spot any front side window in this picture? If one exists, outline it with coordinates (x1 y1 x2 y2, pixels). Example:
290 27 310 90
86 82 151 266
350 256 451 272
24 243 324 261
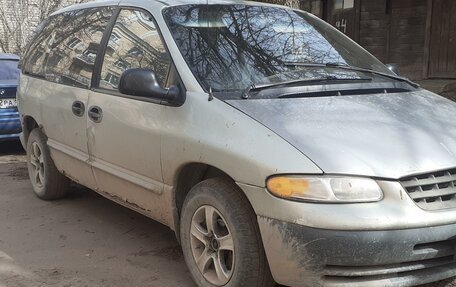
99 9 171 91
43 7 114 88
163 4 393 93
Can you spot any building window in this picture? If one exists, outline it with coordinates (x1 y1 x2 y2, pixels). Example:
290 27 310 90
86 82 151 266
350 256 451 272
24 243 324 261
47 53 63 68
334 0 354 10
110 33 120 43
128 47 144 57
115 59 129 70
67 38 82 49
104 72 120 88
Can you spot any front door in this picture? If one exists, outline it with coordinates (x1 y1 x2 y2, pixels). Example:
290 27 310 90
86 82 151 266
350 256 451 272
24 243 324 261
429 0 456 78
87 8 173 225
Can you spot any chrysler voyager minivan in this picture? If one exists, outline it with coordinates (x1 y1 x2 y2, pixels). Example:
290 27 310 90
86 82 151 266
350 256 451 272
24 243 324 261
18 0 456 286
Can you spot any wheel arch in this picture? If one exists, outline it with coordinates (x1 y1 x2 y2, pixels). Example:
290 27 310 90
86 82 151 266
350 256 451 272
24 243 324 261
22 115 41 144
172 162 253 242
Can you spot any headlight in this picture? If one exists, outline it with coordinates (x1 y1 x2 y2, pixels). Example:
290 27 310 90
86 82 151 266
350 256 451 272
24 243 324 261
266 176 383 203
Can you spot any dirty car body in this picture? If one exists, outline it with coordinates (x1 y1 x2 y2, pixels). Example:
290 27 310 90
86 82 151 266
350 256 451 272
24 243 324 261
0 54 21 141
17 0 456 286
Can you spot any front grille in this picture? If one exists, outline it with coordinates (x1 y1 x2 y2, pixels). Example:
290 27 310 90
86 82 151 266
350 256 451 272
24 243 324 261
400 169 456 210
0 87 17 99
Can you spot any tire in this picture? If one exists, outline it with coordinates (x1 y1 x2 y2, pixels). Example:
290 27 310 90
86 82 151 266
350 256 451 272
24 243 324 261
26 128 69 200
180 178 275 287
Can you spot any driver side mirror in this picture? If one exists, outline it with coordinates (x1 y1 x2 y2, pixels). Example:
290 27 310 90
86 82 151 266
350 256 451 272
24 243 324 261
119 68 184 106
386 64 400 76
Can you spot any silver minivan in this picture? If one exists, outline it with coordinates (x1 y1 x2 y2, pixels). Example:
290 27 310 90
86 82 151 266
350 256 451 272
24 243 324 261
18 0 456 286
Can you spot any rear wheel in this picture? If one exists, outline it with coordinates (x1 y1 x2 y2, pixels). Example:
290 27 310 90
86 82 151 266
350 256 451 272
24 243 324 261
26 129 69 200
180 178 275 287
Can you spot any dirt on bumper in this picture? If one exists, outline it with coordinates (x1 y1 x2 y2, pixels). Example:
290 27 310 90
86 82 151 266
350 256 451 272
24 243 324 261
258 216 456 287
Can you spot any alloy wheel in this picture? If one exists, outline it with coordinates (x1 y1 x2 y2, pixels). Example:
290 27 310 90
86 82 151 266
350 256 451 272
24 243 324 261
29 141 45 188
190 205 235 286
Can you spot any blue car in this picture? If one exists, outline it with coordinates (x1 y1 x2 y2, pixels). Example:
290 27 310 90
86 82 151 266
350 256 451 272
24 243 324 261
0 54 21 141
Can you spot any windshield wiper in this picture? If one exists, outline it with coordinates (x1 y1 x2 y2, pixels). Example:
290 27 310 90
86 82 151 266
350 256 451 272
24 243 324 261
241 75 372 99
284 62 420 88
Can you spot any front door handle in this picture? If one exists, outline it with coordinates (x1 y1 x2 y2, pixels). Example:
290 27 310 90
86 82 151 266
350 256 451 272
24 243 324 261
72 101 85 117
88 106 103 123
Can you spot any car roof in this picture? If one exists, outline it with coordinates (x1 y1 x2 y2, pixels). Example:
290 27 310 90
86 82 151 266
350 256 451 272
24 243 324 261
0 54 20 61
152 0 283 6
52 0 290 16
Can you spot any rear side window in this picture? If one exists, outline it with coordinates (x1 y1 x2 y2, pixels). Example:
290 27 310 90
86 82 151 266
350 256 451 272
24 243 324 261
99 9 171 91
0 60 20 81
44 7 115 89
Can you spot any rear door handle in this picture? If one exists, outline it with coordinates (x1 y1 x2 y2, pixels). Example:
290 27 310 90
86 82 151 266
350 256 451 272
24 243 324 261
72 101 85 117
88 106 103 123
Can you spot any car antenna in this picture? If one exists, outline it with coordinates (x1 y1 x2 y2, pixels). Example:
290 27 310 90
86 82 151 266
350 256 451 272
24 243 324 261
206 0 215 102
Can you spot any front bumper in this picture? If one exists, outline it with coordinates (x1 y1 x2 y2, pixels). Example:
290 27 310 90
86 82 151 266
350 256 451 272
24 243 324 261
259 217 456 287
238 181 456 286
0 108 21 141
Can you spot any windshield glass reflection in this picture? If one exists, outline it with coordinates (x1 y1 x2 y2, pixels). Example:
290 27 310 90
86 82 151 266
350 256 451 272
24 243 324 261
163 4 392 92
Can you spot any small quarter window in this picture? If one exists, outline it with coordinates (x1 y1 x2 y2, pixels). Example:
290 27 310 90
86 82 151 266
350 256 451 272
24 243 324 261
22 18 56 77
99 9 171 91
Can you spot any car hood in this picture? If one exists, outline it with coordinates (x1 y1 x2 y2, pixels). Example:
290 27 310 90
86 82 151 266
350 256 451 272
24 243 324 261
227 89 456 179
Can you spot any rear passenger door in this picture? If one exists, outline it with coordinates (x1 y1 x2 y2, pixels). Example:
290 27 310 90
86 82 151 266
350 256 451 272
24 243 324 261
86 8 172 222
24 7 115 189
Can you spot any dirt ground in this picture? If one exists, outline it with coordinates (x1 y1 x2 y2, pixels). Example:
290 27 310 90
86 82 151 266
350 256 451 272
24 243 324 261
0 140 455 287
0 141 195 287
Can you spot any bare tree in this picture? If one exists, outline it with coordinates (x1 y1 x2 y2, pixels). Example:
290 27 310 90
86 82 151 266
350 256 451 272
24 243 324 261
0 0 298 55
284 0 300 9
0 0 86 55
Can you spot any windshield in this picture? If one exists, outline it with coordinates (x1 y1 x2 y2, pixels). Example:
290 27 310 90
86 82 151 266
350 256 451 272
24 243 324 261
163 4 394 92
0 59 20 82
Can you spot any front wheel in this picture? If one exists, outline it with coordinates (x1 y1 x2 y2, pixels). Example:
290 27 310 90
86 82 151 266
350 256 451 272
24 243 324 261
26 128 69 200
180 178 275 287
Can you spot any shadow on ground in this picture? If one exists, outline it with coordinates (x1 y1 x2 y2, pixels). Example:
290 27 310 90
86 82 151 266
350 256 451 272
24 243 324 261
0 140 24 155
0 140 26 164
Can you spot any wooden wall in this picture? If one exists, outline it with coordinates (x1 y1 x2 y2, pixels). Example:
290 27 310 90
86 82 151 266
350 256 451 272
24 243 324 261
352 0 428 80
298 0 430 80
428 0 456 78
387 0 428 80
358 0 389 63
